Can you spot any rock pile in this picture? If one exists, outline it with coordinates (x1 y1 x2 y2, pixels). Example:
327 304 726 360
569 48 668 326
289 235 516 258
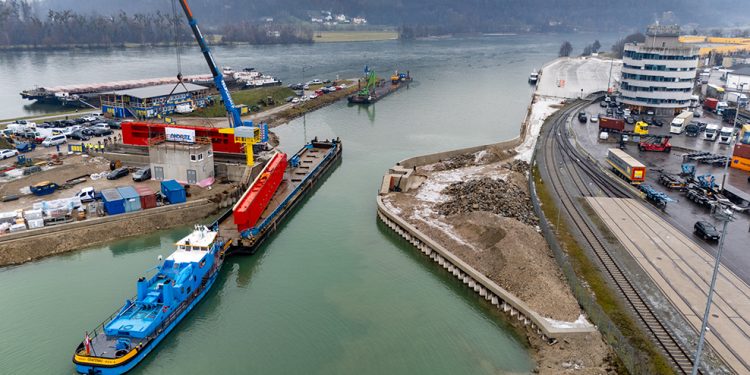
436 177 539 226
432 153 476 171
505 159 530 173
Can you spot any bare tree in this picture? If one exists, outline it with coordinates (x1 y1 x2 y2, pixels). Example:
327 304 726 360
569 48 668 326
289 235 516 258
559 41 573 57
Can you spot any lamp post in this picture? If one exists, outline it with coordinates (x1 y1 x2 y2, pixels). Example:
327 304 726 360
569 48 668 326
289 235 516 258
691 205 735 375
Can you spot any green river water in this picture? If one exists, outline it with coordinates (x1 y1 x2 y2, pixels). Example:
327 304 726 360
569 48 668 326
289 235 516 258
0 34 615 374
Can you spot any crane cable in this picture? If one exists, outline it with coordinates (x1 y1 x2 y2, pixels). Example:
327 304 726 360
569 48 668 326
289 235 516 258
158 0 191 122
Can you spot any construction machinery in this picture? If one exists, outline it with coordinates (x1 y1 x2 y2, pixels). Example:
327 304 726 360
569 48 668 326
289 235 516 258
350 67 377 102
639 184 673 209
638 135 672 152
177 0 265 165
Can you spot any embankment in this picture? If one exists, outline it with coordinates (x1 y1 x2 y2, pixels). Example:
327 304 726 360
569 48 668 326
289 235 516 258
0 199 217 267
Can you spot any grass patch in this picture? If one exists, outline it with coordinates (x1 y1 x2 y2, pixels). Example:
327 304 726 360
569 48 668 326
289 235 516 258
532 166 675 375
269 85 358 125
186 86 295 118
313 31 398 43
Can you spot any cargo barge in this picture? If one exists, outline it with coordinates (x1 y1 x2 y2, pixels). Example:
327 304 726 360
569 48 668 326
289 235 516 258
72 138 341 374
347 71 411 105
216 137 342 254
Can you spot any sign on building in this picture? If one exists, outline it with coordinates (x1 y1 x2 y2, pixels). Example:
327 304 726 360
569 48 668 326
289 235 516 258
165 127 196 143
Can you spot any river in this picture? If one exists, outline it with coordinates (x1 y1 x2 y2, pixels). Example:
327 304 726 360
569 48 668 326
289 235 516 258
0 34 616 374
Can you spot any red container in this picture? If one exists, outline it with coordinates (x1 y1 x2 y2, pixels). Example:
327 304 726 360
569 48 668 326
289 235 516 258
703 98 719 111
233 152 287 232
733 143 750 160
121 122 243 153
135 186 157 210
599 117 625 132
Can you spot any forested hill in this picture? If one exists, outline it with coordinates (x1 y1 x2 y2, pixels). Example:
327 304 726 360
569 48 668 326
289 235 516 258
35 0 748 31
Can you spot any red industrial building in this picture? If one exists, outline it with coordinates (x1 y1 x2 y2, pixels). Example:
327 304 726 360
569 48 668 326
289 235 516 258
121 122 243 153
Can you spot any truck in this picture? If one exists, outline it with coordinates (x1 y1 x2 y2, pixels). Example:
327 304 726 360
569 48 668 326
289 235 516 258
599 116 625 132
726 92 748 107
607 148 647 184
634 121 649 135
704 124 720 141
718 126 735 144
670 111 694 134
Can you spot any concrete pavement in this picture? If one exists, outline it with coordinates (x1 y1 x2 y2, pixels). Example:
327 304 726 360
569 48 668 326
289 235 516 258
587 197 750 374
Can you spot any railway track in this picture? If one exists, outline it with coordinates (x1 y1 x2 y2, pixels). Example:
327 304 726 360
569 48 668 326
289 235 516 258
537 99 698 374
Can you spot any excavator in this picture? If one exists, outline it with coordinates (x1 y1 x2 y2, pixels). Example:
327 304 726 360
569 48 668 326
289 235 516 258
348 67 378 104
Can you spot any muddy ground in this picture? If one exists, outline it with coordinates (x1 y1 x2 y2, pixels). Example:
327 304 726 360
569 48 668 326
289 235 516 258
383 149 614 374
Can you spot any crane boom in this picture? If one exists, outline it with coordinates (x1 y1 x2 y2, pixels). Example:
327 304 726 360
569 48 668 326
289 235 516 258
177 0 243 129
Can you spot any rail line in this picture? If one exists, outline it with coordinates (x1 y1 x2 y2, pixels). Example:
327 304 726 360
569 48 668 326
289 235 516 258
537 99 698 374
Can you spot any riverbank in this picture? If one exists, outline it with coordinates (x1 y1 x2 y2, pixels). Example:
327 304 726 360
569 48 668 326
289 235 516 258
375 57 625 373
314 31 399 43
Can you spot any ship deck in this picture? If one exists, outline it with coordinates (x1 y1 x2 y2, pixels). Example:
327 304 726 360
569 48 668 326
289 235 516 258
218 142 335 245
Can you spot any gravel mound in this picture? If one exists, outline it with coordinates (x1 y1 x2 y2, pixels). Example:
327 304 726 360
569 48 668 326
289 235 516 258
436 177 539 226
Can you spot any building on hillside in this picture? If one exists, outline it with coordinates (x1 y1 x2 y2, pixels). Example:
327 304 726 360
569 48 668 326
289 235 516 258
620 25 700 116
100 83 210 119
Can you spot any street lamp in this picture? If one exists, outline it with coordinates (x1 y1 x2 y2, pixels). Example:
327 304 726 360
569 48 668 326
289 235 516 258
691 205 735 375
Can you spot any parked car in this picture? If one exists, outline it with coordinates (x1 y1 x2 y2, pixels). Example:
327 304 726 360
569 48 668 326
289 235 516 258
69 130 91 141
577 112 587 123
132 167 151 182
42 134 67 147
291 97 300 104
625 116 636 124
107 120 122 129
92 128 113 137
81 115 98 122
107 167 129 180
285 96 295 103
92 123 110 130
599 101 608 108
0 149 19 159
311 79 322 84
652 119 664 127
694 221 720 242
74 187 97 203
590 114 599 123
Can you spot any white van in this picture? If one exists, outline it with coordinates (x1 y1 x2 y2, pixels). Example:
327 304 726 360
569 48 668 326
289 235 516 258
42 134 67 147
718 127 734 144
704 124 720 141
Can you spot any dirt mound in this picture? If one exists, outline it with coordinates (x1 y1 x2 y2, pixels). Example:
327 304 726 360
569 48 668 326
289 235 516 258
447 211 580 321
436 177 538 226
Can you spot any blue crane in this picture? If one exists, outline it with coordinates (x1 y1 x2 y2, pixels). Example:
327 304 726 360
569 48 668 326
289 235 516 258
177 0 265 165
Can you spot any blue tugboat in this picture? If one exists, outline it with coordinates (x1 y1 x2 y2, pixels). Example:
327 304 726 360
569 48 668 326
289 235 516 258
73 225 227 374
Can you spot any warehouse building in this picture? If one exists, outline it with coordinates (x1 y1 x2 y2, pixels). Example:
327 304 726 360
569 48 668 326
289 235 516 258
620 25 700 116
100 83 211 119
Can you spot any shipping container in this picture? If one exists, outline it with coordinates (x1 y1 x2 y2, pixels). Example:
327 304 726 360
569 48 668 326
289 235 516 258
233 152 287 232
135 186 157 209
734 143 750 160
101 188 126 215
160 180 186 204
606 148 646 184
116 186 142 213
599 117 625 132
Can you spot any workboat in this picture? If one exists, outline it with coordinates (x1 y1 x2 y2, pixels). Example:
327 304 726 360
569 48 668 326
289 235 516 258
528 70 539 84
72 225 228 375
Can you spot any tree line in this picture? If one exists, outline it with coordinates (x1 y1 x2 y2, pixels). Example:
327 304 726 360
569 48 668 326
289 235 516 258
0 0 312 48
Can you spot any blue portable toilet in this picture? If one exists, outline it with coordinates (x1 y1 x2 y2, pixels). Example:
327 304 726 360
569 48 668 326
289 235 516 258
101 188 125 215
116 186 142 213
160 180 186 204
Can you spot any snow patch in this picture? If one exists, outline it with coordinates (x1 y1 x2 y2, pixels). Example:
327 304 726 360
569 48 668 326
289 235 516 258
515 96 563 162
543 313 594 329
411 205 478 251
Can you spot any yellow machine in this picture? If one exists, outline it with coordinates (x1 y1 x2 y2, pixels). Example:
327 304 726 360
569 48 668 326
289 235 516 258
220 126 262 166
634 121 649 135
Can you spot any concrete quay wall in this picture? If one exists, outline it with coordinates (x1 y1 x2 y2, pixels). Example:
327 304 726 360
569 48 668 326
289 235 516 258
376 196 595 339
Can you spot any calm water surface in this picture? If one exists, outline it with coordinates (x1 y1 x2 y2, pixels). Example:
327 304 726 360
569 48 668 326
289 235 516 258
0 34 615 374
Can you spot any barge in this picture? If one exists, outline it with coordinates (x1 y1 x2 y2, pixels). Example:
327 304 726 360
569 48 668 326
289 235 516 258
347 71 411 105
217 137 342 254
72 138 342 374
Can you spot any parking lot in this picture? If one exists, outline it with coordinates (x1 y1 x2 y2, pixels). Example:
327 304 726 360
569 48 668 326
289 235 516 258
573 101 750 282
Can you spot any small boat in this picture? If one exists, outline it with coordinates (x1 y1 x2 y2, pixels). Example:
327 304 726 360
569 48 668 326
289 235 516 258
72 225 228 375
528 70 539 84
